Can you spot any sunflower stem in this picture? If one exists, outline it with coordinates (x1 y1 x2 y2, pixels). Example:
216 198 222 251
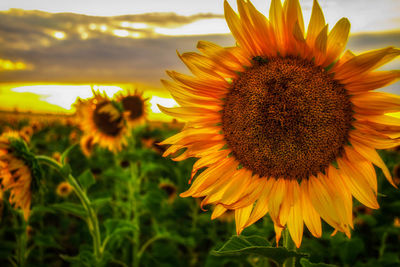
36 155 103 263
15 216 28 267
282 228 296 267
130 162 141 267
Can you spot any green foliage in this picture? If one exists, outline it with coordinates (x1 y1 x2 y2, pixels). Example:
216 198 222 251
212 235 307 265
50 202 87 218
300 258 336 267
78 169 96 192
1 121 400 267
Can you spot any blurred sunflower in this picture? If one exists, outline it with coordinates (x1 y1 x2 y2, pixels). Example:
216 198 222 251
159 180 177 203
75 91 129 153
80 135 95 157
56 181 73 197
0 132 40 220
116 89 147 128
160 0 400 247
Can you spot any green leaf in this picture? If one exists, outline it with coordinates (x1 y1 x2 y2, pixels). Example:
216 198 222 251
33 233 62 249
103 219 137 248
91 197 112 211
300 258 337 267
338 237 364 264
211 235 307 266
60 163 72 177
78 169 96 191
50 202 87 218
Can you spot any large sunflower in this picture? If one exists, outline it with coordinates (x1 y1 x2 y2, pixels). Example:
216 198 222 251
0 132 40 220
75 91 129 153
160 0 400 247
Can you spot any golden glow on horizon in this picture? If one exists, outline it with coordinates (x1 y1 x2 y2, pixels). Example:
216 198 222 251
12 85 123 110
0 84 178 121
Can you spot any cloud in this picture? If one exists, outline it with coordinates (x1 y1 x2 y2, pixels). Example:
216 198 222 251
0 9 399 91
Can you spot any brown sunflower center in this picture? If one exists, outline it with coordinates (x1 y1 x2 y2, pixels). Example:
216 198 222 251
222 57 353 180
93 102 123 136
60 185 69 193
121 96 144 120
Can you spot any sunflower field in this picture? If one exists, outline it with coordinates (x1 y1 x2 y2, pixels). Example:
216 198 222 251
0 103 399 267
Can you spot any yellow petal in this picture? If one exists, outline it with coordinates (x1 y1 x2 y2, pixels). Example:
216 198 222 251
350 138 396 188
235 204 253 234
158 105 221 122
245 0 277 56
324 18 350 66
179 51 236 78
180 157 236 197
300 181 322 237
211 204 227 220
314 25 328 65
220 169 253 205
345 70 400 93
191 149 231 178
243 178 274 228
333 47 400 81
267 177 286 227
284 0 304 34
269 0 285 53
326 166 353 228
344 146 377 193
274 224 284 246
351 92 400 115
307 175 343 230
306 0 325 45
196 41 249 71
167 70 228 97
337 154 379 209
224 0 255 55
287 183 303 248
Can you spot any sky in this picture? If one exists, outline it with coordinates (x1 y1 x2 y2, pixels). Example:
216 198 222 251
0 0 399 119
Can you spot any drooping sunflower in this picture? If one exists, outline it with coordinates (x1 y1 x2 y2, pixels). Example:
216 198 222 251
75 91 129 153
115 89 147 128
160 0 400 247
0 131 40 220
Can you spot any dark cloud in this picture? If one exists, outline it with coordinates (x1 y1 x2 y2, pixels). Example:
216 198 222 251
0 9 399 91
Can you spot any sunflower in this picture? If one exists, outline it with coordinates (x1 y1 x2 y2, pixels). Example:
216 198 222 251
159 0 400 247
0 132 40 220
80 134 95 157
75 91 129 153
56 181 73 197
115 89 147 128
159 180 177 203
